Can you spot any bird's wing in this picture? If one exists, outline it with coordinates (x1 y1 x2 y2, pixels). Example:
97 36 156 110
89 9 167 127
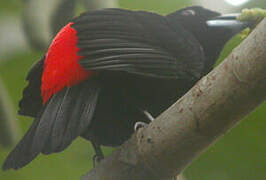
40 80 100 154
3 80 100 170
18 56 44 117
73 8 205 79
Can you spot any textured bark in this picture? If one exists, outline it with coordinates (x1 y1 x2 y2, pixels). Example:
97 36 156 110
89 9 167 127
81 18 266 180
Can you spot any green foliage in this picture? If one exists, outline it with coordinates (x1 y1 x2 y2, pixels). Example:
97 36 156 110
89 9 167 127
237 8 266 22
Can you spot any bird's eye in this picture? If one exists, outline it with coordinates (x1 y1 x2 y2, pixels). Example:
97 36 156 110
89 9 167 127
181 9 196 16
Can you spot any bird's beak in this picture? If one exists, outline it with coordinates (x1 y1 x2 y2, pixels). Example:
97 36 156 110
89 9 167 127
206 13 249 33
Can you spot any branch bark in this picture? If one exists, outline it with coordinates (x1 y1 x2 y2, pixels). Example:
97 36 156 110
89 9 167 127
82 18 266 180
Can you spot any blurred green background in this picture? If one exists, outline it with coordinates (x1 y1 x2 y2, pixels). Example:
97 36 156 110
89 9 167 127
0 0 265 180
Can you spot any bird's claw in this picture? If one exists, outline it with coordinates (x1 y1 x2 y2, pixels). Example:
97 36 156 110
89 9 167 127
134 121 148 131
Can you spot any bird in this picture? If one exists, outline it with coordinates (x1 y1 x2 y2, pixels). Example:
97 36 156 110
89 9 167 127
3 6 249 170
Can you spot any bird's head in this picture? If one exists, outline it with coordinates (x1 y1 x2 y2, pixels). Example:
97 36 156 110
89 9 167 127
167 6 250 74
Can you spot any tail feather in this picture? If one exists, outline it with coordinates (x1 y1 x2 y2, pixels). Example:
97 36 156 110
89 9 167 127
3 80 100 169
2 112 42 170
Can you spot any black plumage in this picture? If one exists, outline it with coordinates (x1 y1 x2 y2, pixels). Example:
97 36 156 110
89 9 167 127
3 6 249 170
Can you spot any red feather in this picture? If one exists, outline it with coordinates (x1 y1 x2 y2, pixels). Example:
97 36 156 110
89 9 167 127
41 22 92 104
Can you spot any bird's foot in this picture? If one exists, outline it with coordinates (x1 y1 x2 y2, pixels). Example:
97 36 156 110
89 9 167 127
93 154 104 167
134 121 148 131
134 110 155 131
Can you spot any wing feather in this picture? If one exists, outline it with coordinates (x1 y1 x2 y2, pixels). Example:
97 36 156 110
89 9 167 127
3 80 100 169
73 8 205 79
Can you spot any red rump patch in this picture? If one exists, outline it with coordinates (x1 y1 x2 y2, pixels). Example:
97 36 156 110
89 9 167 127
41 22 92 104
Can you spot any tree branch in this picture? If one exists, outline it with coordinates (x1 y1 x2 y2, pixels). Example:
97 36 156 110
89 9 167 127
82 18 266 180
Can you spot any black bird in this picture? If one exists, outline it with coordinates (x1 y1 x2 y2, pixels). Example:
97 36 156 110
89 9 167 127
3 6 249 170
